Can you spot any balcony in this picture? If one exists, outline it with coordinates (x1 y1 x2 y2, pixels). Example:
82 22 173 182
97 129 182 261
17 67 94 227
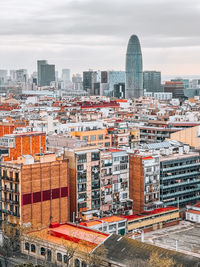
162 187 200 199
161 179 200 190
162 171 200 181
162 162 200 172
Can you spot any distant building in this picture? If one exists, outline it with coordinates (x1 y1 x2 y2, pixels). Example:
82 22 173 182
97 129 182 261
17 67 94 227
125 35 143 98
62 69 70 83
83 70 100 93
103 71 125 96
143 71 161 92
37 60 55 87
164 81 185 100
0 70 7 86
114 83 125 98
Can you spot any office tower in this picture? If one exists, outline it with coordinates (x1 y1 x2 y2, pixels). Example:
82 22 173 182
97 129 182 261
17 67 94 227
114 83 125 98
72 74 83 91
164 81 185 100
143 71 161 92
125 35 143 98
62 69 71 83
83 70 100 93
0 70 7 86
16 69 28 84
37 60 55 87
102 71 125 97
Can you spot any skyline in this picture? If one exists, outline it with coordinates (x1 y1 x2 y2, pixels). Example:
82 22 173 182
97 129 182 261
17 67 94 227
0 0 200 75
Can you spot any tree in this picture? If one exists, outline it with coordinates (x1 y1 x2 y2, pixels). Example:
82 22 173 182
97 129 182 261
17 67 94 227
149 252 176 267
61 238 82 267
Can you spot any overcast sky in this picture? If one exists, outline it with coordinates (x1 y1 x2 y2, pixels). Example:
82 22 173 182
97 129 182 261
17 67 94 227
0 0 200 76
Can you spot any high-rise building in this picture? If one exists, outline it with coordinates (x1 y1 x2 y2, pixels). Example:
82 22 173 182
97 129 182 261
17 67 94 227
0 70 7 86
83 70 100 93
37 60 55 87
62 69 70 83
125 35 143 98
143 71 161 92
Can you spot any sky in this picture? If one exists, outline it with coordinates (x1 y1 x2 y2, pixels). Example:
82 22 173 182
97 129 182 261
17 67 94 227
0 0 200 77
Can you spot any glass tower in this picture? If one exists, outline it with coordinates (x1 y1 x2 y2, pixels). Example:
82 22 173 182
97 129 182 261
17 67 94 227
125 35 143 98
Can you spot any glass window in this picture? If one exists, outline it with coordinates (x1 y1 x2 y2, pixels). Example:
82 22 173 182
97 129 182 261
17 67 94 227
64 255 69 264
57 252 62 262
41 247 45 256
25 242 30 251
31 244 36 253
90 135 96 141
98 134 103 140
74 259 80 267
82 261 87 267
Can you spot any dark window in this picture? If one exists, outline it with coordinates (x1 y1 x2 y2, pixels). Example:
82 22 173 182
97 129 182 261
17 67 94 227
74 259 80 267
22 194 32 205
43 190 51 201
64 255 69 264
33 192 41 203
61 187 68 197
31 244 36 253
41 247 45 256
57 252 62 262
82 261 87 267
25 242 30 251
52 188 60 199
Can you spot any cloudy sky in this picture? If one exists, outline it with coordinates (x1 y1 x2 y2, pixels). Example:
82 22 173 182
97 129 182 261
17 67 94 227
0 0 200 76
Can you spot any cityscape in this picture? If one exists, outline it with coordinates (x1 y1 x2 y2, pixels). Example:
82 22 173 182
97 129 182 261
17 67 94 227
1 0 200 267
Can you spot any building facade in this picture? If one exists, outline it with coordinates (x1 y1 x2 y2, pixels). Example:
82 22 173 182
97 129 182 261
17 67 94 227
143 71 161 93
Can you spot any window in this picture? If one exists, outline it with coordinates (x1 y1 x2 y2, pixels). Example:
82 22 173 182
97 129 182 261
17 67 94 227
90 135 96 141
41 247 45 256
64 255 69 264
118 222 126 228
74 259 80 267
98 134 103 140
31 244 36 253
77 154 87 163
57 252 62 262
82 136 88 141
25 242 30 251
82 261 87 267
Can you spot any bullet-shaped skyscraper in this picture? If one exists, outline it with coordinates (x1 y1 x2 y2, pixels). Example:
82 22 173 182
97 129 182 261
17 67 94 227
125 35 143 98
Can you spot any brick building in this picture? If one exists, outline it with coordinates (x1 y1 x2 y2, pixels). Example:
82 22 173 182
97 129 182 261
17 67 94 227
129 152 161 214
1 153 69 228
0 131 46 161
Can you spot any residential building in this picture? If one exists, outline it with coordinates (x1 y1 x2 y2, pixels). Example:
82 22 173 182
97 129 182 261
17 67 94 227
0 131 46 161
64 147 101 220
129 152 161 214
100 149 132 214
69 128 112 148
125 35 143 98
1 153 69 228
160 146 200 207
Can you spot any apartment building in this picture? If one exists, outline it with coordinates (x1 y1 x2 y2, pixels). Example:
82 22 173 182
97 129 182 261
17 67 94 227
0 120 28 137
129 152 161 214
0 131 46 161
1 153 69 228
69 128 111 148
160 146 200 207
64 147 101 220
100 149 132 214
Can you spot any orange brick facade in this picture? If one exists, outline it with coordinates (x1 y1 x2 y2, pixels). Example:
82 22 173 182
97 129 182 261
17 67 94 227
129 155 144 214
2 132 46 161
1 157 70 228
